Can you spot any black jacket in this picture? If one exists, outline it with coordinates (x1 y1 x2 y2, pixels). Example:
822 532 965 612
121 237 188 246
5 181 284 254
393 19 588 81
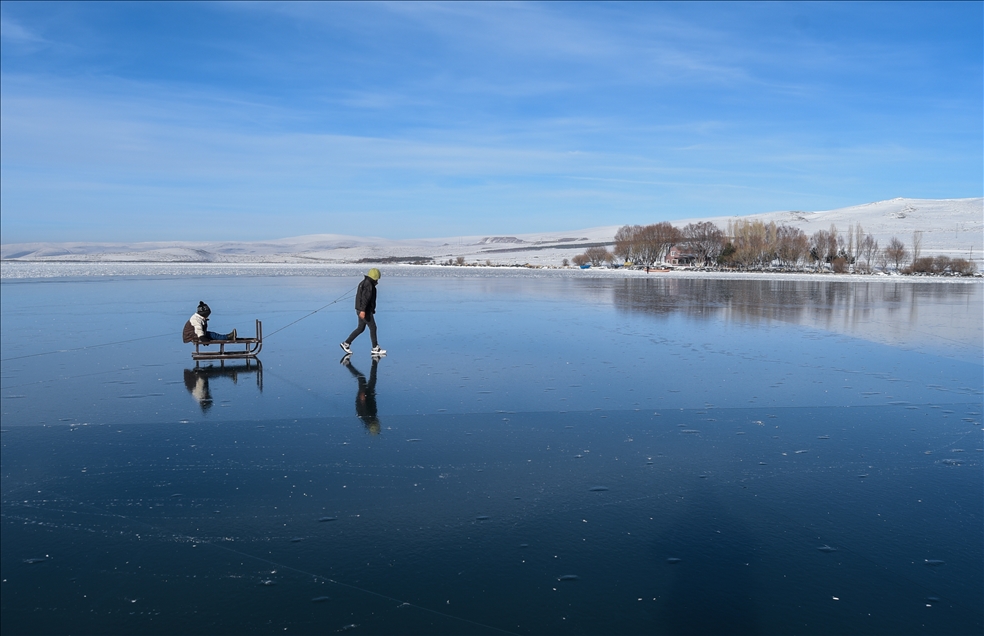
354 276 377 315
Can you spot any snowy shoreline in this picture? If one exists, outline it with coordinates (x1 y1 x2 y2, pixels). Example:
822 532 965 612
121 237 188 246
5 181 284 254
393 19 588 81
3 198 981 272
2 260 980 283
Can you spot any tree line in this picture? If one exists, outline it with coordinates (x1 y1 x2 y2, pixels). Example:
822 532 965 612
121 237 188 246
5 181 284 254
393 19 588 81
571 221 976 275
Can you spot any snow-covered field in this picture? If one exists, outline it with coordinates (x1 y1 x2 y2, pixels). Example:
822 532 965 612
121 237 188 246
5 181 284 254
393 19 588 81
2 261 981 283
2 197 981 269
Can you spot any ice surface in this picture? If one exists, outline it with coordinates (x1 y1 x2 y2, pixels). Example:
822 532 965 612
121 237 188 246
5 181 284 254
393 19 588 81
1 270 981 635
1 270 980 428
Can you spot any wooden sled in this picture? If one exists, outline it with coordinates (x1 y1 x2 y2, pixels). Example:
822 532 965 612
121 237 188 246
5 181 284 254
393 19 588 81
191 319 262 361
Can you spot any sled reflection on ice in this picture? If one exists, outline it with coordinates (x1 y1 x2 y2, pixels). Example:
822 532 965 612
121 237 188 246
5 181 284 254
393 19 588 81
182 358 263 413
342 356 380 434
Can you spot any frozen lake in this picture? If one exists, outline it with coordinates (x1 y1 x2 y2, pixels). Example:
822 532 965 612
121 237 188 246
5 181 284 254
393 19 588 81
2 264 982 635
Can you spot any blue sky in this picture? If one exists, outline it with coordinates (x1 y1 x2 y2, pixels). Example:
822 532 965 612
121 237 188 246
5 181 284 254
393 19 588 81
1 2 981 243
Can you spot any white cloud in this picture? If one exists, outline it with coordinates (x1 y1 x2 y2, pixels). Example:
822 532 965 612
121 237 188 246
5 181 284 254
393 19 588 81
1 15 45 44
0 3 979 242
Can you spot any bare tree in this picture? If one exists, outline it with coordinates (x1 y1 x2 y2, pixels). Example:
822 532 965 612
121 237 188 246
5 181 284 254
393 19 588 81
775 225 808 268
635 222 682 267
584 246 611 266
852 223 866 265
831 224 847 261
884 236 909 271
857 234 878 273
729 220 776 269
810 229 832 271
912 231 923 262
951 258 977 275
845 223 855 265
681 221 725 266
614 223 681 267
571 254 589 267
614 225 641 262
875 247 888 272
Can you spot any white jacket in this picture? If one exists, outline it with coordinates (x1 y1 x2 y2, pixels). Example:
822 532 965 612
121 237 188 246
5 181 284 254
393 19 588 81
189 312 208 338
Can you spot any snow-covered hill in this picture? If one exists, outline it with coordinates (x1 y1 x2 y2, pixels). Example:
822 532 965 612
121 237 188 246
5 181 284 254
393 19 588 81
2 197 980 267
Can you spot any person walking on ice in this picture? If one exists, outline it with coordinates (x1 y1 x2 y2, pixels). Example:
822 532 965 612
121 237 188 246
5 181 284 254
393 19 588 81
340 268 386 357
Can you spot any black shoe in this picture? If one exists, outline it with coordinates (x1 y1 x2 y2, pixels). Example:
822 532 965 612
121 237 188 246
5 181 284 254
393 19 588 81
340 353 352 365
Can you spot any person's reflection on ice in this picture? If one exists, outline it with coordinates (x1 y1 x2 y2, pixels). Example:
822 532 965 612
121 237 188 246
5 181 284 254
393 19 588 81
181 361 262 415
342 355 380 435
183 368 213 413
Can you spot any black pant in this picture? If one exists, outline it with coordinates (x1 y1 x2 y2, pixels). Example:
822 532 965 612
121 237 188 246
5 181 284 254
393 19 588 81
346 312 378 348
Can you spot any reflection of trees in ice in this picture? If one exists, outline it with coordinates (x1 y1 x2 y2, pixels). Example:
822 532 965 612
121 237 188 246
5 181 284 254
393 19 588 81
611 278 982 359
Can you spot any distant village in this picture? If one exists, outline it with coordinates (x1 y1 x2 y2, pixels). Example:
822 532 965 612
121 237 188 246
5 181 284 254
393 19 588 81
553 221 975 276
